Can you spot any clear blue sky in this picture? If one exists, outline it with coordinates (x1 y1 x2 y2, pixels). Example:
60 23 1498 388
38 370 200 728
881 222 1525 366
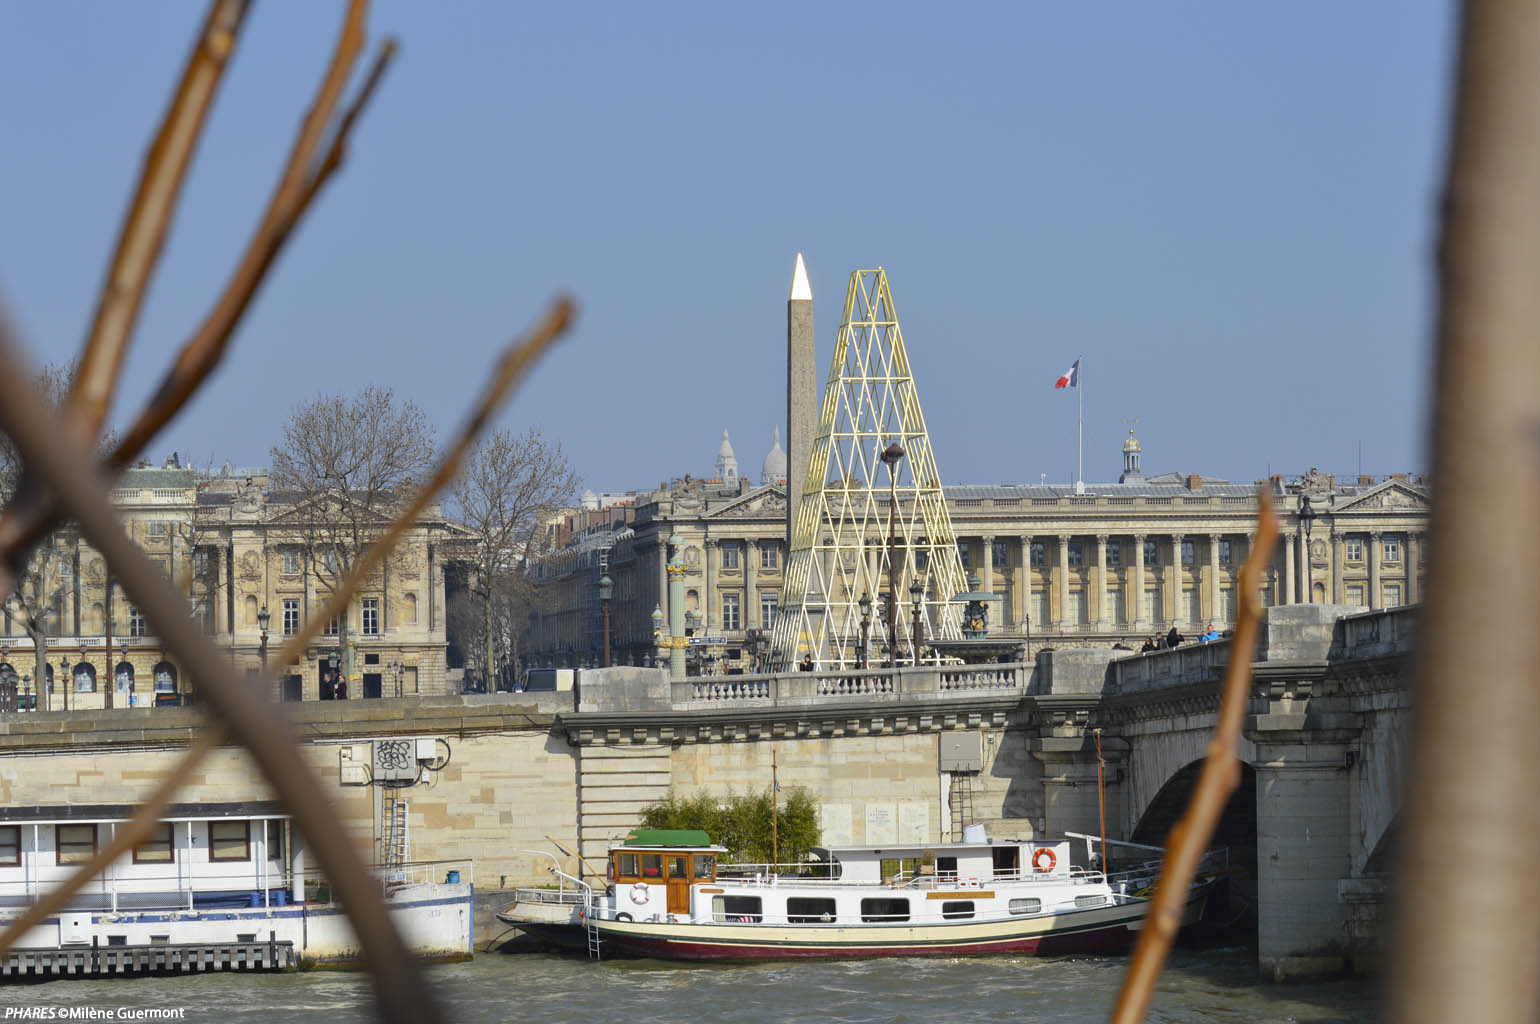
1 2 1453 492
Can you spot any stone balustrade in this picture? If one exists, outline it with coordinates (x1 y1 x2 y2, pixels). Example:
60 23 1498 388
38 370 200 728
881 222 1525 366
670 663 1024 711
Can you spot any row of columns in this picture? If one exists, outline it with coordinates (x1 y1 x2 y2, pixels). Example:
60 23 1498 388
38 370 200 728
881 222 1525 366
1288 529 1423 610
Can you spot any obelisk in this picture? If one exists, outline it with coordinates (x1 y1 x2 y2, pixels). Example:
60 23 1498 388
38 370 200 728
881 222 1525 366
787 253 814 553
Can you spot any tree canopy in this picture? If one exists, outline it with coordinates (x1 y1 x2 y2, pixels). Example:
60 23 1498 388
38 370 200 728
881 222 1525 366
639 786 822 865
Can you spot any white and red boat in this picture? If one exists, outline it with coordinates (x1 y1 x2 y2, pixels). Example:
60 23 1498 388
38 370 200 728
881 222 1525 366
503 828 1215 961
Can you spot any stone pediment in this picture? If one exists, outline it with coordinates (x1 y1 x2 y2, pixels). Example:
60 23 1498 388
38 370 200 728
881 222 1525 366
1333 481 1429 514
705 485 787 520
265 493 398 527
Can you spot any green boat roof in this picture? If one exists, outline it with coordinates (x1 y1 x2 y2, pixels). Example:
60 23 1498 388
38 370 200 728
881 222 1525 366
621 828 712 848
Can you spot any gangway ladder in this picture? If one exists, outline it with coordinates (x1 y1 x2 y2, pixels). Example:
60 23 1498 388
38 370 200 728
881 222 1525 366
951 771 976 839
384 794 410 867
583 887 602 960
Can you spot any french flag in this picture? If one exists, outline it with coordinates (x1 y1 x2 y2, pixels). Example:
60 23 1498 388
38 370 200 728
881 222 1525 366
1055 358 1080 390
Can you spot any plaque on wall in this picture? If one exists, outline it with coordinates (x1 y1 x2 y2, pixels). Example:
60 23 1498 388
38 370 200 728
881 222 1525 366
865 802 897 845
897 802 929 845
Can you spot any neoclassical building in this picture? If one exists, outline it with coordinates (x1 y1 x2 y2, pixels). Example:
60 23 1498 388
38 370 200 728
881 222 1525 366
0 462 467 710
524 431 1429 672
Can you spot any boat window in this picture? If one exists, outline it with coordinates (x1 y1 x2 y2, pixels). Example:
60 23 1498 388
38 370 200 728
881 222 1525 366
133 822 175 864
692 854 716 880
936 856 958 879
0 826 18 867
1008 898 1041 915
209 820 250 862
941 900 975 920
712 895 763 923
617 852 640 880
992 846 1021 879
641 854 663 879
786 897 837 923
1074 894 1107 908
57 824 97 866
879 857 919 882
668 856 689 880
860 898 910 923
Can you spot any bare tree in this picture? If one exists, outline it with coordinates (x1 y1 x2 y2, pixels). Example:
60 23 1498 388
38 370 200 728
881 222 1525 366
270 385 436 693
0 363 118 705
450 427 578 689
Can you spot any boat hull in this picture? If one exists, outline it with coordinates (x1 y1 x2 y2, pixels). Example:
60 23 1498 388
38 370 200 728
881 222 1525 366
594 892 1204 962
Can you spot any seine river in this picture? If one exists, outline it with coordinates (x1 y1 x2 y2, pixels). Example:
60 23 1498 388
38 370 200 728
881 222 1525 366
0 950 1379 1023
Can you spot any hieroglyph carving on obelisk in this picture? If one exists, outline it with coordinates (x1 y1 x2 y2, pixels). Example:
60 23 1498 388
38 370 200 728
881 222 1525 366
771 268 967 669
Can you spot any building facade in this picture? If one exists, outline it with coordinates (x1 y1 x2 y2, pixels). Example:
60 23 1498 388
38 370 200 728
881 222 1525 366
0 464 465 710
524 434 1429 672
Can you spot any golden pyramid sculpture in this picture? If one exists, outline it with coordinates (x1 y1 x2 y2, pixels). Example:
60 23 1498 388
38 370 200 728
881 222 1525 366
771 268 968 669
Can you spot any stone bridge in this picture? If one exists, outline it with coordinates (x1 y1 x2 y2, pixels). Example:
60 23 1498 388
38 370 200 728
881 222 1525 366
568 603 1415 979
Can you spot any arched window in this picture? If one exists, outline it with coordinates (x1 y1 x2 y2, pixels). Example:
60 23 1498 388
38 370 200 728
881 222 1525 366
73 663 96 693
402 593 418 624
244 595 258 626
44 664 54 694
153 661 177 694
115 660 135 693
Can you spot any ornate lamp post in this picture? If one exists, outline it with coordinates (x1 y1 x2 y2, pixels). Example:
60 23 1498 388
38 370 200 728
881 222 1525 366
666 531 687 679
1298 494 1317 604
651 605 666 669
880 442 905 667
59 656 70 712
598 574 613 668
857 592 872 669
909 578 925 664
257 605 271 671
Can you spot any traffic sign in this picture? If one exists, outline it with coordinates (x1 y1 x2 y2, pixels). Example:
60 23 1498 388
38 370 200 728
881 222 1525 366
687 636 727 646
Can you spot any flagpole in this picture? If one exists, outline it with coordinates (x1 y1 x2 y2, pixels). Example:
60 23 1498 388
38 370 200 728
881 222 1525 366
772 749 780 874
1077 355 1084 493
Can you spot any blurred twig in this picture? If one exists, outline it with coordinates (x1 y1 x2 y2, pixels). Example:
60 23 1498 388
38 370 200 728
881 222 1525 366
1107 487 1277 1024
1385 2 1540 1020
67 0 251 444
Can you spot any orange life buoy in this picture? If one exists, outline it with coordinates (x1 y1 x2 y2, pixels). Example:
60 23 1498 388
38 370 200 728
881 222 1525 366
1032 847 1057 873
631 882 650 903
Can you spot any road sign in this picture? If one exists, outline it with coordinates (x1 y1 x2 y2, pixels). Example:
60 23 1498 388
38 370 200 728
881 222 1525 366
687 636 727 646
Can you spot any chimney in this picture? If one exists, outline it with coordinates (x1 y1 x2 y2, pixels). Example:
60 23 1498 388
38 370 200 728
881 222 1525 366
1358 474 1374 486
1390 472 1408 483
1186 474 1203 491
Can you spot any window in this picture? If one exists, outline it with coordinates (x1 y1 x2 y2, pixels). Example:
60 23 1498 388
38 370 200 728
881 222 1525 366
192 549 210 577
1219 539 1233 565
128 605 148 638
1030 541 1045 568
1383 537 1400 562
1075 894 1108 908
760 592 778 628
616 852 640 880
721 543 740 570
1219 588 1236 623
1384 584 1403 608
362 598 380 635
153 661 177 694
282 599 300 636
722 593 741 631
941 901 975 920
1143 539 1159 566
860 898 909 923
712 895 763 923
0 826 18 867
1181 539 1195 565
692 855 715 879
57 824 97 866
282 548 301 574
147 521 167 539
668 856 689 880
760 544 778 570
1106 541 1121 567
991 541 1008 568
1347 584 1366 607
787 897 838 923
133 822 174 865
74 665 96 693
208 820 250 862
1068 541 1083 568
957 542 970 568
1008 897 1042 915
640 854 662 878
1346 538 1364 561
324 616 339 636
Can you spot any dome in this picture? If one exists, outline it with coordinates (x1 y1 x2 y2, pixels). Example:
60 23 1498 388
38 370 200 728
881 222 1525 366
761 427 787 486
1122 428 1141 453
715 430 739 485
717 429 736 460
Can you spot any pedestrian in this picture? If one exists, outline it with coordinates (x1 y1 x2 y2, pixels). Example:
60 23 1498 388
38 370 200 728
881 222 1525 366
798 653 815 672
1166 626 1184 648
336 677 348 700
1140 637 1158 653
1199 623 1220 643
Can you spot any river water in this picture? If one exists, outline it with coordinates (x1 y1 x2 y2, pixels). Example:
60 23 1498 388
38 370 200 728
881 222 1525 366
0 950 1379 1022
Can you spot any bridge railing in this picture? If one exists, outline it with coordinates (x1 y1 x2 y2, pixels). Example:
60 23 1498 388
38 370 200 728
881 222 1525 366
1337 605 1419 659
1109 640 1230 695
674 662 1026 708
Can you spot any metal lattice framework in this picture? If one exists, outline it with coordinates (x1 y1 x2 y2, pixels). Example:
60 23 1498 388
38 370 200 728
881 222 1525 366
771 268 967 669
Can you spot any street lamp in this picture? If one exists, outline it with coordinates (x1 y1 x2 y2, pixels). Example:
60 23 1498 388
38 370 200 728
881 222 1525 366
1298 494 1317 604
880 442 905 667
651 605 666 668
857 592 872 670
909 578 925 664
60 656 71 711
598 574 614 668
257 605 271 670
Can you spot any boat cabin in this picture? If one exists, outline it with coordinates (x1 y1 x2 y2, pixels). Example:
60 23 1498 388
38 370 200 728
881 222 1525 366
813 838 1071 884
608 829 726 917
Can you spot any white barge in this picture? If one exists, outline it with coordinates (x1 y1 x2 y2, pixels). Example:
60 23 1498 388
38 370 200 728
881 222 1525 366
0 801 473 978
501 829 1215 961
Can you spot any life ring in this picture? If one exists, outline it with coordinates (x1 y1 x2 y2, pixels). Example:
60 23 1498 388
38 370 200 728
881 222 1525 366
631 882 650 904
1032 847 1057 873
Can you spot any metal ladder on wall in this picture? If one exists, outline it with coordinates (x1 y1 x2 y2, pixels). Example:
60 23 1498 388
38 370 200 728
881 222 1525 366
951 773 976 838
384 794 410 867
581 881 602 960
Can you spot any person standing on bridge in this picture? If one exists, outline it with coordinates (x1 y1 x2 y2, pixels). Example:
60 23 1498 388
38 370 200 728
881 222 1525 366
1166 626 1184 648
